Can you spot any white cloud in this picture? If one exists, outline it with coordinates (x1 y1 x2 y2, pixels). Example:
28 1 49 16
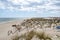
0 0 60 13
0 1 6 9
8 0 30 5
7 6 15 11
19 6 35 11
27 0 42 3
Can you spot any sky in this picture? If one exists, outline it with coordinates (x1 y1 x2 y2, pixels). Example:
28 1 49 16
0 0 60 18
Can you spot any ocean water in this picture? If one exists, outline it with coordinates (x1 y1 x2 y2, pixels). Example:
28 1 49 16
0 18 29 23
0 18 19 23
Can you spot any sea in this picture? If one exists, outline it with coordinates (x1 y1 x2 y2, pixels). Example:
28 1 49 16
0 18 28 23
0 18 20 23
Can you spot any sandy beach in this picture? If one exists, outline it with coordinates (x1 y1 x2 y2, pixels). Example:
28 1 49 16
0 18 60 40
0 20 23 40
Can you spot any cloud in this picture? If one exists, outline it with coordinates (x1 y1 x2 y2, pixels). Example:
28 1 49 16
0 1 6 9
0 0 60 14
8 0 30 5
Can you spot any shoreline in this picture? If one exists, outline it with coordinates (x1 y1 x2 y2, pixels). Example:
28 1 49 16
0 19 24 24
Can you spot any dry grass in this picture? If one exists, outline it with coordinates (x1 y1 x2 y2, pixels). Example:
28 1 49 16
10 18 60 40
14 30 52 40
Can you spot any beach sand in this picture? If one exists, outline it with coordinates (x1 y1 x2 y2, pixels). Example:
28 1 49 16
0 19 60 40
0 20 23 40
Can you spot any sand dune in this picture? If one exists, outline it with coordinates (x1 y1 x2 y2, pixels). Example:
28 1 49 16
0 18 60 40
